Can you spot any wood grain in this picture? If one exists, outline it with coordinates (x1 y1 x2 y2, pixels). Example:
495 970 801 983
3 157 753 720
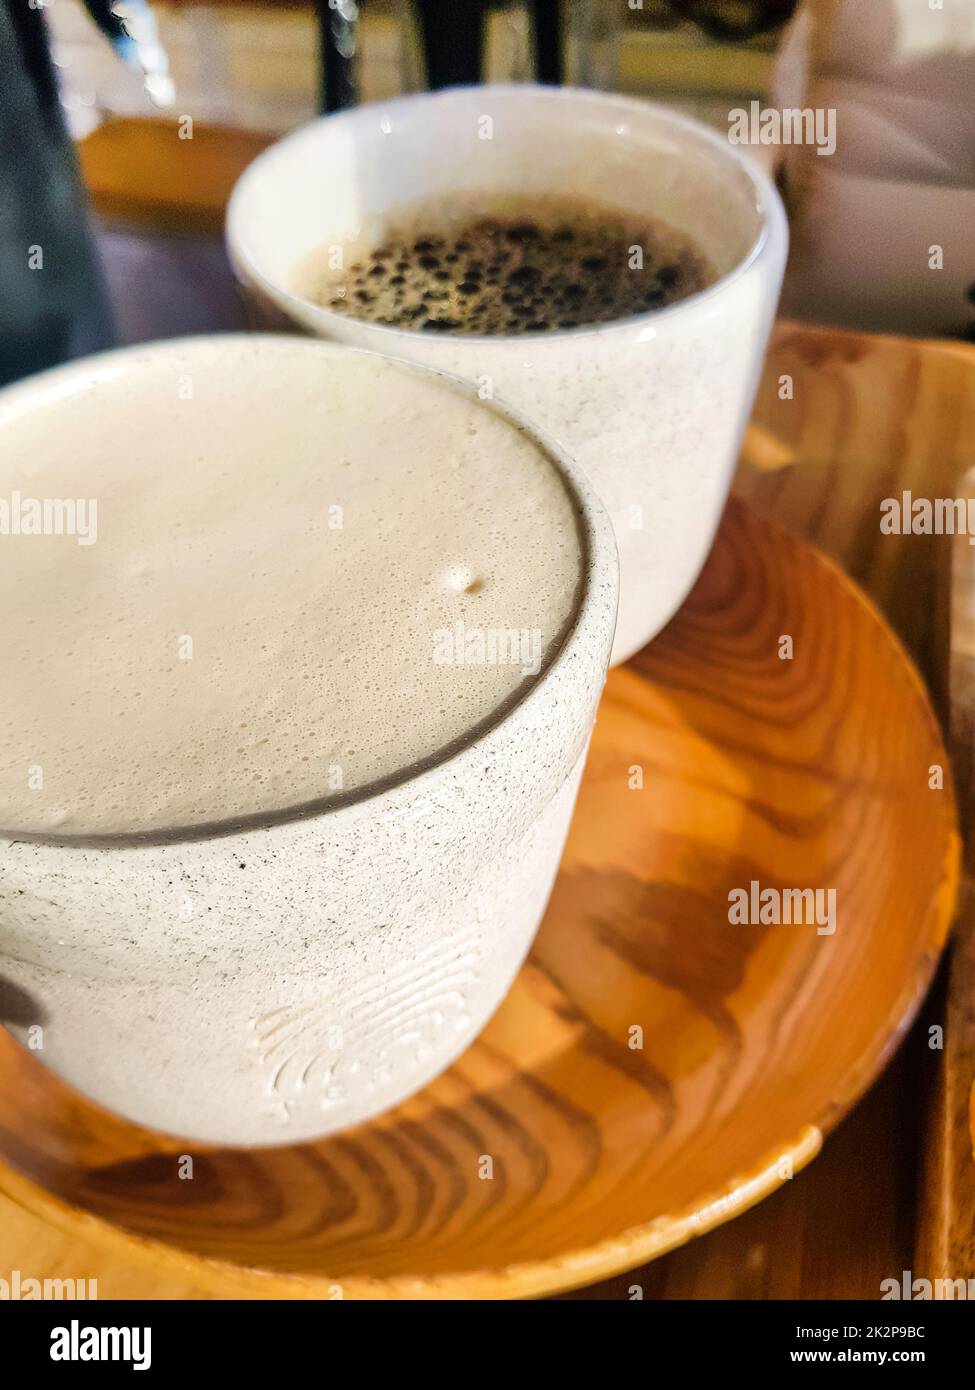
0 495 958 1298
737 324 975 714
914 469 975 1284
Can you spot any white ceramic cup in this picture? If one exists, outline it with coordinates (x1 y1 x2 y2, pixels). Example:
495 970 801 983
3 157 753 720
0 335 618 1146
227 84 788 664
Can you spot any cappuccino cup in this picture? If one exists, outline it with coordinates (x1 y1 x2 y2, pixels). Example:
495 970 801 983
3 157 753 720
227 84 788 664
0 334 617 1145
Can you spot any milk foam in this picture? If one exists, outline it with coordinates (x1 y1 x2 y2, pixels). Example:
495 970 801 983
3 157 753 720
0 338 583 835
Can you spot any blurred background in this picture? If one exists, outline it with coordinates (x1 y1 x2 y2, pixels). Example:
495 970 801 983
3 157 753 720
5 0 974 381
47 1 792 137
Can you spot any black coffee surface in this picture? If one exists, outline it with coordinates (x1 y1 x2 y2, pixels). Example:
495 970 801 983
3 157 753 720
296 195 714 335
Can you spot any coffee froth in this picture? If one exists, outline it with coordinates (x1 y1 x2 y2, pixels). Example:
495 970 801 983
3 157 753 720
0 339 584 836
294 194 714 336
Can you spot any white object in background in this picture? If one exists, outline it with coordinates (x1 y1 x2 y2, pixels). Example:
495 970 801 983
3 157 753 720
811 0 975 96
774 0 975 336
782 166 975 336
810 77 975 183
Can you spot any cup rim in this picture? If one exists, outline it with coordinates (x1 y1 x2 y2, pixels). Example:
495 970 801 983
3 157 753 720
226 83 788 348
0 332 618 850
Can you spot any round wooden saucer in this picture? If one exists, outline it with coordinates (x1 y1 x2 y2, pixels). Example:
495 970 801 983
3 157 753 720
0 498 959 1298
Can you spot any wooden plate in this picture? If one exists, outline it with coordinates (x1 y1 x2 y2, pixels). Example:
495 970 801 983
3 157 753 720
0 497 959 1299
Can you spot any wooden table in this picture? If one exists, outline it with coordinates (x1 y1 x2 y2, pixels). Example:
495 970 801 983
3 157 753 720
1 119 972 1299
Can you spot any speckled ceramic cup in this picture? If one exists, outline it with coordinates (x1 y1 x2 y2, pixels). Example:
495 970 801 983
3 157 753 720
0 338 618 1146
227 83 788 664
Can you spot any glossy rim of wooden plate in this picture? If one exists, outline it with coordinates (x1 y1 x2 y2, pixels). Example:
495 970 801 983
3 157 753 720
0 509 960 1300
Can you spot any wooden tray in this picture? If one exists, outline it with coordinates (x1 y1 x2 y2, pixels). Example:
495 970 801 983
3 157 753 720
0 495 958 1299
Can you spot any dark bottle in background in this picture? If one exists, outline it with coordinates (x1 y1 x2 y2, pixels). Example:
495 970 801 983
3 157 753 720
0 0 114 387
